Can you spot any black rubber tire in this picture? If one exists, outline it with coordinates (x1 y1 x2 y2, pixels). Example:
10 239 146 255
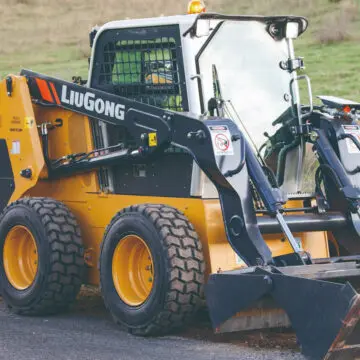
0 197 84 315
100 204 205 336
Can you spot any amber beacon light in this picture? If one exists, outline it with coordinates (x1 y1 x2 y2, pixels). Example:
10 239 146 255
187 0 206 14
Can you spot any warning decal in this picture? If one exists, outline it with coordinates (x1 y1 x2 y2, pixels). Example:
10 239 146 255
342 125 360 154
11 141 20 155
24 117 35 129
208 125 234 156
148 132 157 147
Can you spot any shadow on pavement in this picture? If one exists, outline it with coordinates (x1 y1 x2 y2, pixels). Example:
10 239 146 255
74 286 300 353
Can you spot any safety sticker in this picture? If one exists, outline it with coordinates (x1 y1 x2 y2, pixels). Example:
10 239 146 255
148 132 157 147
24 117 35 129
342 125 360 154
208 125 234 156
11 141 20 155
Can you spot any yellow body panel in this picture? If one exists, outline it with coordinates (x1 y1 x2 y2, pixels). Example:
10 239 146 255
1 76 329 286
0 76 45 201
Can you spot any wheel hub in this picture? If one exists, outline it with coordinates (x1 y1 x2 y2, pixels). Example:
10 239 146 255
112 234 154 306
3 225 38 290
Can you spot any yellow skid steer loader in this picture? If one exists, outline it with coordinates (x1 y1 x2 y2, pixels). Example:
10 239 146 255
0 5 359 359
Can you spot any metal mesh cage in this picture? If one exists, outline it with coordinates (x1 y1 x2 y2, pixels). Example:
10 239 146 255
90 27 192 196
98 37 184 112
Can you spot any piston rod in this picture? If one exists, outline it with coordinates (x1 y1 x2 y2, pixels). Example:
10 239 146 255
257 213 347 234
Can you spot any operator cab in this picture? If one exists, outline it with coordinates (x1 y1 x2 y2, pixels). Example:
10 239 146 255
87 4 309 198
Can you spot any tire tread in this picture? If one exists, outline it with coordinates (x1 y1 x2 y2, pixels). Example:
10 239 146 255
1 197 84 315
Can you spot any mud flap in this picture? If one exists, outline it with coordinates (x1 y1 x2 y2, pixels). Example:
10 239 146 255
205 266 360 360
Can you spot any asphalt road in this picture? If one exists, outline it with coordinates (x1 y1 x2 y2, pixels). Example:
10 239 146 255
0 289 305 360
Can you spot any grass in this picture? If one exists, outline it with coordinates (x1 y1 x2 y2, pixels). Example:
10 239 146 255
298 41 360 100
0 0 359 101
0 46 88 80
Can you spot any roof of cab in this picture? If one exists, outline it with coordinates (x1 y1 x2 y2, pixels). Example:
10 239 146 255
95 13 308 38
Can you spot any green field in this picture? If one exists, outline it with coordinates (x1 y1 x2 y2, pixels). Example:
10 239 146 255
0 0 359 101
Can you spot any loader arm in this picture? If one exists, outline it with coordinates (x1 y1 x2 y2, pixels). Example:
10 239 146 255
20 70 280 267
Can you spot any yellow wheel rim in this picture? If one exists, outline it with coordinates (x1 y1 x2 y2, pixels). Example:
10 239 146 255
3 225 38 290
112 235 154 306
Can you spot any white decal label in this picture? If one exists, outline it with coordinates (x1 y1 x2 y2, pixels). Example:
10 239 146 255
343 125 360 154
11 141 20 155
208 125 234 156
61 85 125 121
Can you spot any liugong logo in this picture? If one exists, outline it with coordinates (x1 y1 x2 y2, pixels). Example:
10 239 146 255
61 85 125 120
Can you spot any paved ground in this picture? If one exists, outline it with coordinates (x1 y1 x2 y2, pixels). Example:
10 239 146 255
0 288 305 360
